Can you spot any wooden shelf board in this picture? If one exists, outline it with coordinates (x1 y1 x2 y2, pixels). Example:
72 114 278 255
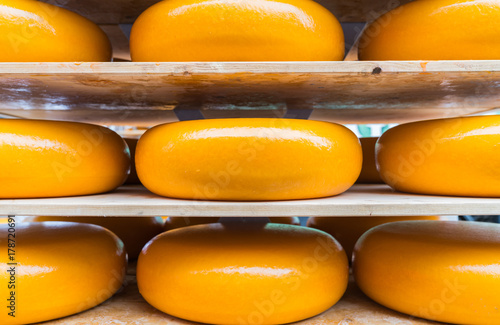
1 61 499 125
40 276 441 325
3 185 500 217
41 0 414 24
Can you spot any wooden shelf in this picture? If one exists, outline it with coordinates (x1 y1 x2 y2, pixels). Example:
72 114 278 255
3 185 499 217
40 0 414 24
40 276 441 325
1 61 499 126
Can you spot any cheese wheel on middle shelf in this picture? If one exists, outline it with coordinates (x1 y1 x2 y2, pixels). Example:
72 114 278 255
0 221 127 325
138 222 348 324
376 115 500 197
24 216 164 259
358 0 500 60
356 137 384 184
307 216 457 261
0 119 130 198
353 220 500 325
136 118 362 201
163 216 301 231
130 0 344 61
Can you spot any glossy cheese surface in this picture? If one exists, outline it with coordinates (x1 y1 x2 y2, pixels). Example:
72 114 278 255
358 0 500 60
376 115 500 197
0 0 111 61
307 216 451 260
130 0 344 61
356 137 383 184
138 223 348 324
136 118 362 201
0 119 130 198
353 221 500 325
164 216 301 231
27 216 164 259
0 222 126 324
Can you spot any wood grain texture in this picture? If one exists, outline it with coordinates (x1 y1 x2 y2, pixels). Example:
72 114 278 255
40 0 414 24
3 185 500 217
0 61 498 125
39 277 441 325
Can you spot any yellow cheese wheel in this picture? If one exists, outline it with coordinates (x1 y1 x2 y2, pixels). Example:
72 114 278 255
307 216 454 261
138 223 348 324
0 221 126 324
25 216 164 259
353 220 500 325
136 118 362 201
164 216 301 231
358 0 500 60
376 115 500 197
356 137 384 184
0 0 112 61
0 119 130 198
124 138 141 185
130 0 344 61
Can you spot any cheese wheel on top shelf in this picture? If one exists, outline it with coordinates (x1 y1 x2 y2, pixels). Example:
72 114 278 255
130 0 344 61
0 119 130 198
136 118 362 201
138 222 348 324
358 0 500 60
353 220 500 325
0 221 127 325
0 0 112 62
376 115 500 197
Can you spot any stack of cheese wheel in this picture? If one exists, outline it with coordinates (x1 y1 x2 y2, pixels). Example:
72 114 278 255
130 0 345 61
358 0 500 60
376 115 500 197
138 222 348 324
136 118 362 201
0 0 111 61
0 119 130 198
0 222 126 324
25 216 164 259
353 220 500 324
307 216 457 261
163 216 301 231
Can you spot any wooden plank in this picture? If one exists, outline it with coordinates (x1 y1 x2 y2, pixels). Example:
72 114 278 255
2 185 500 217
41 0 412 24
0 61 498 125
40 276 441 325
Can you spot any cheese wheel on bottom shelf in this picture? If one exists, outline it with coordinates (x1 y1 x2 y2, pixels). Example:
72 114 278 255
25 216 164 259
307 216 456 261
136 118 362 201
0 222 127 325
376 115 500 197
353 220 500 325
0 119 131 198
138 223 348 324
163 216 301 231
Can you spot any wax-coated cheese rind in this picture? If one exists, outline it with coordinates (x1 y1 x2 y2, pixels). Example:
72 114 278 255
0 222 127 325
358 0 500 60
376 115 500 197
0 119 131 198
130 0 344 61
138 223 348 324
0 0 111 62
136 118 362 201
353 220 500 325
